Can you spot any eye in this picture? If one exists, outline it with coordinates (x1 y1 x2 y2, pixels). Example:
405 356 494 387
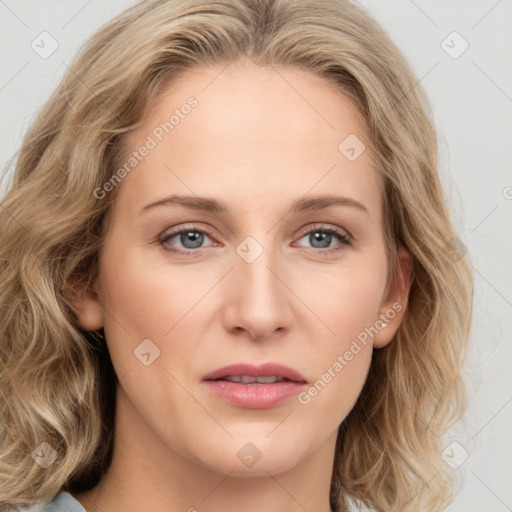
158 223 352 256
159 226 217 254
294 224 351 254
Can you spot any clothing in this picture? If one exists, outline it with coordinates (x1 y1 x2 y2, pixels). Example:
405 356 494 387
20 492 85 512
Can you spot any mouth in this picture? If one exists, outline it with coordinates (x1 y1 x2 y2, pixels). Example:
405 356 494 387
217 375 292 384
202 363 308 409
202 362 308 384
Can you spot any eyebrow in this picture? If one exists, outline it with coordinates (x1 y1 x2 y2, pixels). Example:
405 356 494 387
140 194 369 215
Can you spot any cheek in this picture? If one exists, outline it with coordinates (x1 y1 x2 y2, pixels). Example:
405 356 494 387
100 245 208 335
97 244 201 379
97 243 236 400
292 258 387 420
294 255 387 341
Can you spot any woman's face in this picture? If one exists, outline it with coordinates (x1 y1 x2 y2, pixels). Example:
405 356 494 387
77 60 409 477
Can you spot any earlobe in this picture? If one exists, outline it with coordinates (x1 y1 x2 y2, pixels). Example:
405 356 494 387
67 278 104 331
373 246 412 348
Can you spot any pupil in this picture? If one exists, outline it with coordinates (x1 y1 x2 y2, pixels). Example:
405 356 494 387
311 232 330 248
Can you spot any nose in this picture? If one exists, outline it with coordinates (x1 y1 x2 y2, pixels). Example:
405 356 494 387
221 241 294 341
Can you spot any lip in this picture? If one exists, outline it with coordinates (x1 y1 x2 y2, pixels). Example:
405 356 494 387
202 363 308 410
202 363 307 383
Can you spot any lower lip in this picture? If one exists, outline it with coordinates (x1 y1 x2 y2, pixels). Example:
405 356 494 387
202 380 306 409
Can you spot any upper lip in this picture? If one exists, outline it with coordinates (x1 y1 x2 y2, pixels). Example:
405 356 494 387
202 363 307 383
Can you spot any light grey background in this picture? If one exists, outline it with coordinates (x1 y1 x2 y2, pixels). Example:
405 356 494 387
1 1 511 510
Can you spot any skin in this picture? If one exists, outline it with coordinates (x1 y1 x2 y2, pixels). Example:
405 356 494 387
72 60 411 512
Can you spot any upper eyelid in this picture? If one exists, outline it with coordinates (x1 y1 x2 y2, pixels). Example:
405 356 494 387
299 222 350 237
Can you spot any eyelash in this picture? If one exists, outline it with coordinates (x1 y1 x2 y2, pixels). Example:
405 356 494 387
158 223 352 257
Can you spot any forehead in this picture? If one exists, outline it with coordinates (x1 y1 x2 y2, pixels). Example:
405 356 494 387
115 61 381 220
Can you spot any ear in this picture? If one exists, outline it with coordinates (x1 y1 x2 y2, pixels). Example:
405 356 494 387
67 275 104 331
373 246 412 348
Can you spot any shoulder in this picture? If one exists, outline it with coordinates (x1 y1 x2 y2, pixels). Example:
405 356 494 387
19 492 86 512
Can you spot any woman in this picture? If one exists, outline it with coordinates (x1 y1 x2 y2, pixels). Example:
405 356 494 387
0 0 473 511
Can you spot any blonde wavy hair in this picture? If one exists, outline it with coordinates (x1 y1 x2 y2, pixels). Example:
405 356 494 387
0 0 473 510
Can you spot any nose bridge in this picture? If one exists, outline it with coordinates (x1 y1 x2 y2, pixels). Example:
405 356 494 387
236 233 284 306
223 233 292 339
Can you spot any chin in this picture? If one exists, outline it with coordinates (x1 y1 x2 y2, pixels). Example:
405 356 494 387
192 442 305 477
